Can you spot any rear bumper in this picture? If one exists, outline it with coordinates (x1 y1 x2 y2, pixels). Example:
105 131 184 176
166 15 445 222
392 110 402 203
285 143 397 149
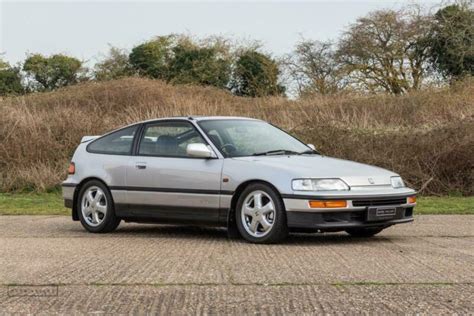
284 193 416 231
61 182 77 209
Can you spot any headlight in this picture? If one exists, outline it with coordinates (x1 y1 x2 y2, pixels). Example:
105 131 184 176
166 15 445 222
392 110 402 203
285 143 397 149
292 178 350 191
391 176 405 188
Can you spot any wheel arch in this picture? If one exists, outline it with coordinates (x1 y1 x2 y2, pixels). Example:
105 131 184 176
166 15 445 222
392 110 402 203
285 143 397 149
72 177 111 221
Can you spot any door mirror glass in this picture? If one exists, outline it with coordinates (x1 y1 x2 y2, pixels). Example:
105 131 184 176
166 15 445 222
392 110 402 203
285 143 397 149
307 144 316 150
186 143 215 158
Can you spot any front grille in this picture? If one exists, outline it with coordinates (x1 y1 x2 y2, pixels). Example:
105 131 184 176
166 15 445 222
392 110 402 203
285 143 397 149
352 198 407 207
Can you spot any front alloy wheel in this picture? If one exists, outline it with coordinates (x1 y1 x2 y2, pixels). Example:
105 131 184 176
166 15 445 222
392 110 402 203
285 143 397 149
236 183 288 243
241 190 275 238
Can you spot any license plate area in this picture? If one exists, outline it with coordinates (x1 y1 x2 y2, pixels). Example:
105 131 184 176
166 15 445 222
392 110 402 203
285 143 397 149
367 206 401 221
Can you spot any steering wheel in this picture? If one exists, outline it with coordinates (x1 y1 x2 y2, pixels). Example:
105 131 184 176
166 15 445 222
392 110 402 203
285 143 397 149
221 143 237 154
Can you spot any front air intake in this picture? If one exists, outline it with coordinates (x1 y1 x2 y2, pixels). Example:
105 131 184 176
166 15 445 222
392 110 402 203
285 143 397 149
352 198 406 207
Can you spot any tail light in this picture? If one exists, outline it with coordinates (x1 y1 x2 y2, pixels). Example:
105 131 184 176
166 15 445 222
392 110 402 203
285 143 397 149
68 162 75 175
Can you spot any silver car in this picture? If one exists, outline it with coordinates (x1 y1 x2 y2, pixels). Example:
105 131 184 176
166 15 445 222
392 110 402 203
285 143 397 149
62 116 416 243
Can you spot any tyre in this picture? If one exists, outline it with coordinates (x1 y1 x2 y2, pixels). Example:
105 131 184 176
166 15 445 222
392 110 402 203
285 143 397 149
77 180 121 233
236 183 288 244
345 227 384 237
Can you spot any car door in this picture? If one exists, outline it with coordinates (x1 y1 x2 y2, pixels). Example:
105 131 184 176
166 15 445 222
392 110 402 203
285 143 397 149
125 120 224 224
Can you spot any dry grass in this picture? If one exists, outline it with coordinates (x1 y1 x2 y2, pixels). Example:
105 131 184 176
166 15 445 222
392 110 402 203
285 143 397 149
0 78 473 195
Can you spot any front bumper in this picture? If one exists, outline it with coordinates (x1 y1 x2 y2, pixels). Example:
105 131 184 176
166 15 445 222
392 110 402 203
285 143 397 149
283 193 416 231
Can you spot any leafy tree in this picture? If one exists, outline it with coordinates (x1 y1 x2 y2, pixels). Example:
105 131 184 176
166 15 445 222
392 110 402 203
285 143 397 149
94 46 135 81
167 38 231 88
429 3 474 79
337 9 433 94
285 40 346 96
231 50 284 97
129 36 174 79
0 59 23 96
23 54 83 91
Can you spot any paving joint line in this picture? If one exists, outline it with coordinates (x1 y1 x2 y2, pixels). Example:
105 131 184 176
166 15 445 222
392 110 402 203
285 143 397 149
2 282 473 288
1 235 473 239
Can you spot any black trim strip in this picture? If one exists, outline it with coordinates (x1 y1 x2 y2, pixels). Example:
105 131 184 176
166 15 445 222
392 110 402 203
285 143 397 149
115 203 229 226
281 192 416 200
132 122 145 156
116 203 221 212
110 186 234 195
61 183 77 188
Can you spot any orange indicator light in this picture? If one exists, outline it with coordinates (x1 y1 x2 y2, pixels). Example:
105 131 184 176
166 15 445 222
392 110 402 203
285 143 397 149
309 200 347 208
407 196 417 204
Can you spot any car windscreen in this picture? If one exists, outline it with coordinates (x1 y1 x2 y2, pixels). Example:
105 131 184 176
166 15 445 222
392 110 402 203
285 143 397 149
198 120 311 157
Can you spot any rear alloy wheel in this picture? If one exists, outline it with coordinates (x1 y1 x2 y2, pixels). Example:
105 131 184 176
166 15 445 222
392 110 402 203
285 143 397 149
236 183 288 243
77 180 120 233
345 227 384 237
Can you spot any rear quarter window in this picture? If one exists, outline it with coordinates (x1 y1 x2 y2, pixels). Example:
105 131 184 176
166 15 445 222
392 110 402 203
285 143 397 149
87 125 138 155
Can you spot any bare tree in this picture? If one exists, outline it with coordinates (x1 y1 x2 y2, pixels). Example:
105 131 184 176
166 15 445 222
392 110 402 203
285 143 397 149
337 8 433 94
285 40 347 96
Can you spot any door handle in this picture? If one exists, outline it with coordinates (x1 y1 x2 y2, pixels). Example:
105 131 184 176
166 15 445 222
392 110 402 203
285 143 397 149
135 163 147 170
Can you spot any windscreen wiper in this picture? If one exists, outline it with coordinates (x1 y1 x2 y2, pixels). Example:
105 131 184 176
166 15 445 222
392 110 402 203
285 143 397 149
298 149 320 155
252 149 301 156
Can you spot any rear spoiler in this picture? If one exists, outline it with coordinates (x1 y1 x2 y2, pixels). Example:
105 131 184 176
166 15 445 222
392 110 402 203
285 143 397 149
81 135 100 143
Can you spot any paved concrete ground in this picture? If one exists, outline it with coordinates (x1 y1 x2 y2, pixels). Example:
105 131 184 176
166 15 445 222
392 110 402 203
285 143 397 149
0 215 472 314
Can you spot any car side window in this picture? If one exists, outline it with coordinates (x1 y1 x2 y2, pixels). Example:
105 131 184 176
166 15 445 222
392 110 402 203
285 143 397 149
138 121 206 157
87 125 138 155
207 130 224 150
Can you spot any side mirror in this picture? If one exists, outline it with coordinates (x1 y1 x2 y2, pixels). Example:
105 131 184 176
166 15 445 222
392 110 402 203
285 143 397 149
186 143 216 158
307 144 316 151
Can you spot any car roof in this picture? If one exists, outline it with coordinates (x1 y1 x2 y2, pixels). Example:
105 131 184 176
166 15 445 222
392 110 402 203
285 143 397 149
96 116 263 138
139 116 262 124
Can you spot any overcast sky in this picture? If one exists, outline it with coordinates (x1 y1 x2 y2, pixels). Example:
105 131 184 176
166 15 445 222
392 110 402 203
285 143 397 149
1 0 440 66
